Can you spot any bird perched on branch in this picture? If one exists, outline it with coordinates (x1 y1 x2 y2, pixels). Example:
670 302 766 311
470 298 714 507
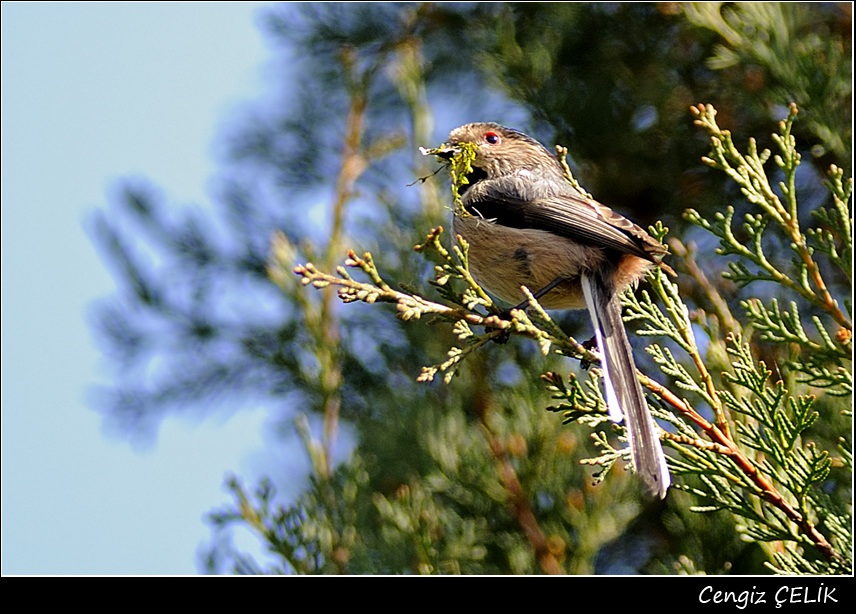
423 122 671 498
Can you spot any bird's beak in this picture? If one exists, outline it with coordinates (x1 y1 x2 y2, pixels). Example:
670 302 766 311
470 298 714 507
420 144 459 161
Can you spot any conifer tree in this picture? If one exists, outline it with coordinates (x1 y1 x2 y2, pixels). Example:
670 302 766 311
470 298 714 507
90 3 851 574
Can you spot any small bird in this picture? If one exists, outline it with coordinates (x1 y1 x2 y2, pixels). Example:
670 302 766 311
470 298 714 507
425 122 671 498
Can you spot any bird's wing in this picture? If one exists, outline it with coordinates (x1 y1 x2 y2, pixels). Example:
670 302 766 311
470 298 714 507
465 178 666 263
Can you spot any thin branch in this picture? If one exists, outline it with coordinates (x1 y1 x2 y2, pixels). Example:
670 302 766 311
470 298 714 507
641 372 843 564
472 392 565 575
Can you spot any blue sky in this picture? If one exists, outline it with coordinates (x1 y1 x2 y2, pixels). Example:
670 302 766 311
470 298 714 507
2 2 280 574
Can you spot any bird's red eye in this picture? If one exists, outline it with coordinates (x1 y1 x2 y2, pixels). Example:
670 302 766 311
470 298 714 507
484 131 500 145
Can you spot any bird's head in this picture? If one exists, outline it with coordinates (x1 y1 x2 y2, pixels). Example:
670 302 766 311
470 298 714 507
422 123 562 189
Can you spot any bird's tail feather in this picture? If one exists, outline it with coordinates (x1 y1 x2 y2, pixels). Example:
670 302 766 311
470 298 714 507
581 273 670 498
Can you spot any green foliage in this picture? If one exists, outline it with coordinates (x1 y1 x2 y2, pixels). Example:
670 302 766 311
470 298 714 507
285 104 851 574
88 3 851 574
684 2 852 161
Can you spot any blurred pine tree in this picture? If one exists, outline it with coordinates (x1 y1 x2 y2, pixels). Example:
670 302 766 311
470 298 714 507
90 3 851 574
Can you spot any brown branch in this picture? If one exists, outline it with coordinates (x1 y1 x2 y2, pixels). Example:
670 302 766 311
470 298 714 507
294 259 508 331
691 103 851 331
297 239 844 565
313 52 370 479
644 265 731 437
472 392 565 575
668 238 739 335
788 219 851 331
641 374 843 563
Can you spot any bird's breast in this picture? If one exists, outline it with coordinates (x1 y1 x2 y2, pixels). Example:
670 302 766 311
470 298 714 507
452 213 606 309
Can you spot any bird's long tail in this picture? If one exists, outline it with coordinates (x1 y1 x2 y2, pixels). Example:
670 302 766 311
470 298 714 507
581 273 670 498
